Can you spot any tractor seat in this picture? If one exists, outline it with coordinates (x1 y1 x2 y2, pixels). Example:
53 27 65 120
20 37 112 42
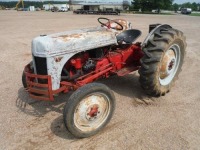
116 29 142 44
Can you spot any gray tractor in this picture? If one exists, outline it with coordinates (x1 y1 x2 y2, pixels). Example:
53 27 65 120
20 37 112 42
22 18 186 138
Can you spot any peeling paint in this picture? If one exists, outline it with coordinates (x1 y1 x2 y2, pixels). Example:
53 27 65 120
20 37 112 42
32 27 118 57
54 57 63 62
31 25 133 90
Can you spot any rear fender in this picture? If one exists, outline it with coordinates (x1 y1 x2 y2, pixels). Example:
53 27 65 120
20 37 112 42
141 24 172 48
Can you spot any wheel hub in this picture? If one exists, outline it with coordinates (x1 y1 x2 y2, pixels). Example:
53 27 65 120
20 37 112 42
86 104 100 120
168 59 175 71
73 93 110 132
160 49 176 79
159 44 181 86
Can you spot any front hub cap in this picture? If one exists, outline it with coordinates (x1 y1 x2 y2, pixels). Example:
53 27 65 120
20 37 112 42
159 44 181 86
74 93 110 132
86 104 100 120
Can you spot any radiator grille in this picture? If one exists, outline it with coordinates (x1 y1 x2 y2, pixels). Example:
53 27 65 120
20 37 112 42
34 56 48 84
34 56 47 75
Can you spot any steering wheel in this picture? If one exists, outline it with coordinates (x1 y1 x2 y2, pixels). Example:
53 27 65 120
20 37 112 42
97 17 124 31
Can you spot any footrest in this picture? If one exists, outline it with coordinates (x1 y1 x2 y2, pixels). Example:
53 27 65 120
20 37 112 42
116 66 139 76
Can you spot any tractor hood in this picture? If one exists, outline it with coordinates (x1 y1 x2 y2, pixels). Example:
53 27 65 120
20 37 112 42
32 27 118 57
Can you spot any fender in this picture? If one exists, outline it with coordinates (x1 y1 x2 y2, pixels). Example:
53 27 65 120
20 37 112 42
141 24 172 48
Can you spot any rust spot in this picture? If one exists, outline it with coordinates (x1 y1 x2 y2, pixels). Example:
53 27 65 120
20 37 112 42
59 33 82 38
53 33 82 42
87 104 99 117
54 57 63 62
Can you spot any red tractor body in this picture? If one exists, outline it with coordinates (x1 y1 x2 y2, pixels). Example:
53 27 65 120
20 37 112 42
24 43 143 101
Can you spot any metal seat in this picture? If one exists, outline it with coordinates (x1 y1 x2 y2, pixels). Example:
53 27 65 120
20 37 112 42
116 29 142 44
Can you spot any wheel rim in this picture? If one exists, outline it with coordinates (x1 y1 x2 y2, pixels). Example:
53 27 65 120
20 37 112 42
74 92 111 132
159 44 181 86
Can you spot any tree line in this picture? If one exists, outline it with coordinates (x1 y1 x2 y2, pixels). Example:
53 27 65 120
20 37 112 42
173 2 200 12
0 1 68 9
132 0 173 13
0 0 199 12
131 0 200 12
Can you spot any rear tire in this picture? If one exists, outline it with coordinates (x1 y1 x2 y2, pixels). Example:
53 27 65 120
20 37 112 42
63 83 115 138
139 27 186 96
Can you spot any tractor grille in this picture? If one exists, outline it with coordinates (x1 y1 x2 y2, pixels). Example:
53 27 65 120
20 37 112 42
34 56 48 83
34 56 47 75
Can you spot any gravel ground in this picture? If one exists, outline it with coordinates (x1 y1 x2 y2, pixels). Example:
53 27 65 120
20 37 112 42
0 10 200 150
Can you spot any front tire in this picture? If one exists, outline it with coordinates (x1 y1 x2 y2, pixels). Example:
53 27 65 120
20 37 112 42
139 27 186 96
63 83 115 138
22 61 33 88
22 71 27 88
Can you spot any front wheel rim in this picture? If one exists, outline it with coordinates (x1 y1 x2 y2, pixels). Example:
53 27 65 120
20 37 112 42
73 92 111 132
159 44 181 86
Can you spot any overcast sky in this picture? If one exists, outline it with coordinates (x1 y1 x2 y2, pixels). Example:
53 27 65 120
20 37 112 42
174 0 200 4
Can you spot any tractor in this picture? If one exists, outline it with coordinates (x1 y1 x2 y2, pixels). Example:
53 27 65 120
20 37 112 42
22 17 186 138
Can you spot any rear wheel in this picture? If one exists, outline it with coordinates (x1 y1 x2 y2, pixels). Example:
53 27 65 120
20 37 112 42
139 27 186 96
63 83 115 138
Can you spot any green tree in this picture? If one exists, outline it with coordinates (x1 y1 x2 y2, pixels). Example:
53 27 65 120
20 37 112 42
181 2 191 9
132 0 174 13
132 0 153 12
173 3 179 12
191 2 198 11
181 2 198 11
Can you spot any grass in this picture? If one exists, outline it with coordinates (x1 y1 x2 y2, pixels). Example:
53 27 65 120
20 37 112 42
189 13 200 17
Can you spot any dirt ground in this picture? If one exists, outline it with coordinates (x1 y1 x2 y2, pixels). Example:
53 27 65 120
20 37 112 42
0 10 200 150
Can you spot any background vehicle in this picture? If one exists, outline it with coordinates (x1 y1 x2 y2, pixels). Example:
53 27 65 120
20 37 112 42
59 6 68 12
181 8 192 14
22 18 186 138
73 8 120 15
51 6 59 12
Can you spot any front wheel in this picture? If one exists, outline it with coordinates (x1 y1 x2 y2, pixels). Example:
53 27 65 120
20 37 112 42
22 61 33 88
139 27 186 96
22 71 27 88
63 83 115 138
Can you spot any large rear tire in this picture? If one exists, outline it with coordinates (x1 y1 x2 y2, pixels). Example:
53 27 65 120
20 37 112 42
139 27 186 96
63 83 115 138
